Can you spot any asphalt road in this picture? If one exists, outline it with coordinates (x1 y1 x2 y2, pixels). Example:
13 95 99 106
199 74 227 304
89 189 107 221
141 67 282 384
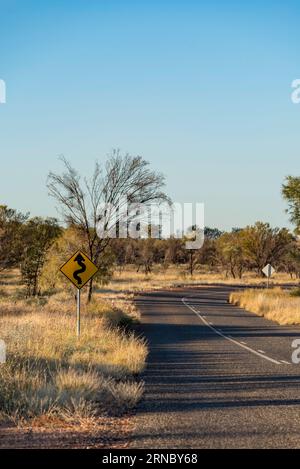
130 286 300 449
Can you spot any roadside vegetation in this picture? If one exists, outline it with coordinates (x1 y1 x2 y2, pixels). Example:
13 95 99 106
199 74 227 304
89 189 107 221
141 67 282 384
0 270 146 426
1 154 300 446
229 287 300 326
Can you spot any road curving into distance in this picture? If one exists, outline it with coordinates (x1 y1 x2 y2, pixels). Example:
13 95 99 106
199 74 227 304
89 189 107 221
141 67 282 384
131 285 300 449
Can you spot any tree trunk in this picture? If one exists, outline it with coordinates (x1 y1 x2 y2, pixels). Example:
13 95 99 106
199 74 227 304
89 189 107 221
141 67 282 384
33 271 39 296
87 277 94 303
190 251 194 276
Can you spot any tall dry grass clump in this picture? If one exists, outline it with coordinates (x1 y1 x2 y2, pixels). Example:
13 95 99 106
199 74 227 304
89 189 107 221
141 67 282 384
229 287 300 325
0 292 147 424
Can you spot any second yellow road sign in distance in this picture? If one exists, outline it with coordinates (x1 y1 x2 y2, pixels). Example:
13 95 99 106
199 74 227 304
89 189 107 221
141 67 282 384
60 250 98 289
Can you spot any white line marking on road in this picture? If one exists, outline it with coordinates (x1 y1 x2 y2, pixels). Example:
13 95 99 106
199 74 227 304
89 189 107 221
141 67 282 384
240 341 247 345
182 297 281 365
280 360 291 365
258 350 265 354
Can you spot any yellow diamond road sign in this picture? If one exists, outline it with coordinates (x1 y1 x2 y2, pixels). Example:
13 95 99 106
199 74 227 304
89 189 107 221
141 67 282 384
60 250 98 289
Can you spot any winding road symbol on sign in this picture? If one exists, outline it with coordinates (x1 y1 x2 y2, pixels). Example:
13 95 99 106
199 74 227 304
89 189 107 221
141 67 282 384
73 253 87 285
60 250 98 289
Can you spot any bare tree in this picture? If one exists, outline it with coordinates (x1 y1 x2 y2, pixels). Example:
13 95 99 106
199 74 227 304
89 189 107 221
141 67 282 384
47 150 169 301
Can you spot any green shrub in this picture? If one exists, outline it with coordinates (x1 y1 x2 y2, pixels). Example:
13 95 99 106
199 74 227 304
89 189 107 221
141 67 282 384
290 287 300 297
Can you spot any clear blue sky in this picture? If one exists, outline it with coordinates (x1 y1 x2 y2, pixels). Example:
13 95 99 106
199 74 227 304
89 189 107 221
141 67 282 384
0 0 299 230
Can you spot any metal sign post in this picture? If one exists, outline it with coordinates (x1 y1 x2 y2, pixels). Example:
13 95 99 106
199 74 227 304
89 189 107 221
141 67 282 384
76 288 81 338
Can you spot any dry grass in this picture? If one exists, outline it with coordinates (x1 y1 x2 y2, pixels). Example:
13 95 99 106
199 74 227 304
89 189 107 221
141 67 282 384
0 272 147 425
0 265 296 427
96 265 299 299
229 287 300 325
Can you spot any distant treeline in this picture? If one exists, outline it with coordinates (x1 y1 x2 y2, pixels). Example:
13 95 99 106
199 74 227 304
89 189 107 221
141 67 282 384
108 223 299 279
1 204 300 299
1 153 300 299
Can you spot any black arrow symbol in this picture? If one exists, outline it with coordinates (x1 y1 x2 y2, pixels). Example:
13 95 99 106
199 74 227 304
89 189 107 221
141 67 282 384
73 253 86 285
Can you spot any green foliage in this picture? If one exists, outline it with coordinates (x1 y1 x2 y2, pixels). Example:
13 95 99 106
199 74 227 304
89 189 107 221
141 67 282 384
0 205 28 270
94 247 115 285
40 226 115 294
290 287 300 297
204 227 223 239
40 226 88 292
282 176 300 233
239 222 293 275
216 231 246 278
278 243 300 279
21 217 61 296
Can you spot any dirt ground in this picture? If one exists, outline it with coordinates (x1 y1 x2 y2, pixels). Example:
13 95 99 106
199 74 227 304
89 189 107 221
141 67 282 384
0 415 134 449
